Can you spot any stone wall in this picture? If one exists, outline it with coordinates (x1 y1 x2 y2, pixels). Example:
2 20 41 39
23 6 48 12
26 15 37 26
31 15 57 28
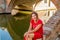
0 0 11 13
43 10 60 40
0 0 6 13
52 0 60 9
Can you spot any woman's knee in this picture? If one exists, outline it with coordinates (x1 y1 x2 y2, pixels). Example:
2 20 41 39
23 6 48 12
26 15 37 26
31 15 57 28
24 33 29 38
28 33 34 38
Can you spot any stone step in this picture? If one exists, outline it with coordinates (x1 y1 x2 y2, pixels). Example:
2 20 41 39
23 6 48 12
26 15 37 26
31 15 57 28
43 10 60 40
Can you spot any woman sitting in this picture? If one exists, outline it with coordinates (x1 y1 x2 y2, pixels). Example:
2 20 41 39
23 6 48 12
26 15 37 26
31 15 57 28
24 12 43 40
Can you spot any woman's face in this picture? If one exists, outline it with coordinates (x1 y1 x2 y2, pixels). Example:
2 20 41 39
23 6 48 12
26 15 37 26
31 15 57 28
32 14 37 20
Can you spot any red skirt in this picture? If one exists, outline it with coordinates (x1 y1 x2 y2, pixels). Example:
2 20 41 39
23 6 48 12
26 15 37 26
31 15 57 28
24 32 43 40
33 32 43 40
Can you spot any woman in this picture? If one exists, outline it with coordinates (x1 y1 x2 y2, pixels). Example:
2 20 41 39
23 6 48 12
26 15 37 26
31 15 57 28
24 12 43 40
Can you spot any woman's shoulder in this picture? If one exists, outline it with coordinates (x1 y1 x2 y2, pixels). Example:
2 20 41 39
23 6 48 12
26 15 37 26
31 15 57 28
30 19 34 21
30 19 34 23
38 19 43 24
38 19 42 22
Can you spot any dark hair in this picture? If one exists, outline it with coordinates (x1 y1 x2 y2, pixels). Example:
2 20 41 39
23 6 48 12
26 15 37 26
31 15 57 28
31 12 38 19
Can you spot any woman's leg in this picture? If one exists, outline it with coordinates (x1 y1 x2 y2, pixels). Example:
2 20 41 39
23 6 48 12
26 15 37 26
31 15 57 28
28 33 34 40
24 32 29 40
24 34 29 40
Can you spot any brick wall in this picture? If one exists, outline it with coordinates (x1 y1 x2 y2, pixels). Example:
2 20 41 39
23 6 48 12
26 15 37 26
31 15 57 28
0 0 6 13
52 0 60 9
0 0 11 13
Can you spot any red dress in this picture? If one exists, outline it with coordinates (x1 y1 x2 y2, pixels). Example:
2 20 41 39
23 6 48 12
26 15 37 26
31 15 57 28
24 19 43 40
30 19 43 40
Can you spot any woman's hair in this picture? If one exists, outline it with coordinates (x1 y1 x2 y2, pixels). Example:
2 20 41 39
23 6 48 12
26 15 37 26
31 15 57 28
31 12 38 19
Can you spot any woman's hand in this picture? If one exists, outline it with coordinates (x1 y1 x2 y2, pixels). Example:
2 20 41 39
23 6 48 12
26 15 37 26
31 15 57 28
24 31 32 36
24 32 29 37
24 30 34 37
28 30 34 33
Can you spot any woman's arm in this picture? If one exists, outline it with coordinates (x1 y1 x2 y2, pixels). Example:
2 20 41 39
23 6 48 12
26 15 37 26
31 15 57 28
24 23 32 36
29 24 42 33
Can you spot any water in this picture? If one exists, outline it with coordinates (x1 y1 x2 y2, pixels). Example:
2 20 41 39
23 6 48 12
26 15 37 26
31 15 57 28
0 28 12 40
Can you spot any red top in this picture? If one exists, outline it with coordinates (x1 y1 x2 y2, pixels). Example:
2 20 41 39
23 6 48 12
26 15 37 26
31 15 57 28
30 19 43 34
